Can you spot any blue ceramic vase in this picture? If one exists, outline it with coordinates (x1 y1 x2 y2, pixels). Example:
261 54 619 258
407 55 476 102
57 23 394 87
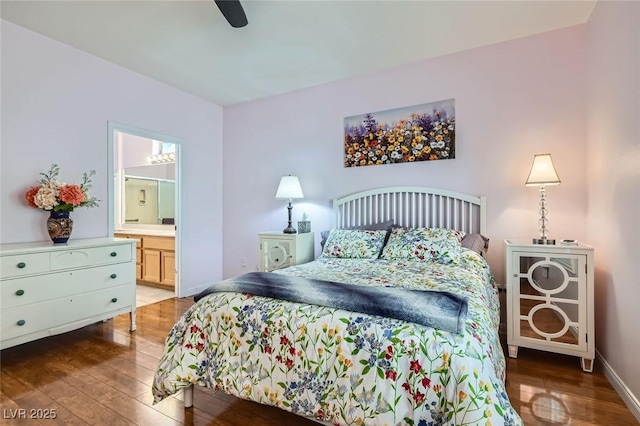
47 211 73 243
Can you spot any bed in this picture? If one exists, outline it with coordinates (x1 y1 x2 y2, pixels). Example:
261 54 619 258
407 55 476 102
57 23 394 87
152 186 523 425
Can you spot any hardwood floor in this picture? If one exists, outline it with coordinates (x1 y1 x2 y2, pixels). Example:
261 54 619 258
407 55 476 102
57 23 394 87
505 349 638 425
1 298 637 425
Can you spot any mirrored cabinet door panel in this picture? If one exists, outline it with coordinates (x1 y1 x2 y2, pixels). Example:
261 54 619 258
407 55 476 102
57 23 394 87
515 254 586 349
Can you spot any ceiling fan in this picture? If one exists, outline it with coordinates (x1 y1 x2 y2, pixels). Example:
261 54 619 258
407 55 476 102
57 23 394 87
214 0 248 28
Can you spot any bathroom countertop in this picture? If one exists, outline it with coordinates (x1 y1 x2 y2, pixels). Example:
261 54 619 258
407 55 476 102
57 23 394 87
115 228 175 237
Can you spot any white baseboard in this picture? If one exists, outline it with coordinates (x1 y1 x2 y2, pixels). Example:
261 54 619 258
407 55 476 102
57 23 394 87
181 282 212 298
596 349 640 423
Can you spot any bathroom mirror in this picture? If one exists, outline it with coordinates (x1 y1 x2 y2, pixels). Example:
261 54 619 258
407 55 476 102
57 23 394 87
123 164 175 225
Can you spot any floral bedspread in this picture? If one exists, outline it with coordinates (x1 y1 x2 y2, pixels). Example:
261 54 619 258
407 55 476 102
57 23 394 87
152 250 522 425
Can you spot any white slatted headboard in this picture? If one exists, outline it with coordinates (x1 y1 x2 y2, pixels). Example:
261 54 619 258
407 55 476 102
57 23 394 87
333 186 486 235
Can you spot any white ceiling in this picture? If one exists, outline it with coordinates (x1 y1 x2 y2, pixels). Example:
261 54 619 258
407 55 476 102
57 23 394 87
1 0 596 107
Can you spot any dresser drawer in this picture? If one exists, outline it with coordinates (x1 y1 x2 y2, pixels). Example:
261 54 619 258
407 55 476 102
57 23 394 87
1 263 134 309
50 244 132 270
0 252 50 279
1 284 134 341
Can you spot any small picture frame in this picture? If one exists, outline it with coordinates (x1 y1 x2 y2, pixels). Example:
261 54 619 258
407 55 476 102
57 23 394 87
298 221 311 234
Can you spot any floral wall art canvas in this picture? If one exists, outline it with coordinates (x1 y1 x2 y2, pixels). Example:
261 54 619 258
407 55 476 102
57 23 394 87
343 99 455 167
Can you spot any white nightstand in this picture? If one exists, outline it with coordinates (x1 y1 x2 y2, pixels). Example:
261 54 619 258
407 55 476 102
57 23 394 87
258 232 315 272
504 239 595 372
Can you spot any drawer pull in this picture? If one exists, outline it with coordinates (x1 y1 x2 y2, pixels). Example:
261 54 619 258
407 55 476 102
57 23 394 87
110 252 117 257
17 262 26 269
15 289 25 296
110 273 117 279
111 297 118 303
17 320 26 326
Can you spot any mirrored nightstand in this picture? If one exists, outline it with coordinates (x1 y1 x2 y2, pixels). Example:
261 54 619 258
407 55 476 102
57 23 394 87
504 240 595 372
258 232 314 272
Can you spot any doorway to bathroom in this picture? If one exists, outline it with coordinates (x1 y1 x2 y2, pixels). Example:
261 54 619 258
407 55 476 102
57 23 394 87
107 122 183 304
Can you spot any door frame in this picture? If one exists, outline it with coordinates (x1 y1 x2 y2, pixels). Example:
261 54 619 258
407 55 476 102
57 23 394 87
107 121 183 297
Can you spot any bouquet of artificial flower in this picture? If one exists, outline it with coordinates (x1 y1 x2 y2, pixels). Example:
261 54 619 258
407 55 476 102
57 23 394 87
25 164 99 212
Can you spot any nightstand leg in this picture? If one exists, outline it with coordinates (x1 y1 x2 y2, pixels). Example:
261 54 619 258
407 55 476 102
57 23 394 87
184 385 194 408
508 345 518 358
581 357 594 373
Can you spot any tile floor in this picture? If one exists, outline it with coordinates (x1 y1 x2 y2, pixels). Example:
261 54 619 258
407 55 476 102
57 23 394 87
136 284 175 307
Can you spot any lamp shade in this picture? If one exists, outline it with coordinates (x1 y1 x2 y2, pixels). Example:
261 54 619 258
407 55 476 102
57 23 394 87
525 154 561 186
275 175 304 199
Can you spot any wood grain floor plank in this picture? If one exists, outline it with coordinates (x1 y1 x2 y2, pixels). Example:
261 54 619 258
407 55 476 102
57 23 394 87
82 364 150 400
61 369 126 402
96 388 181 426
38 379 132 426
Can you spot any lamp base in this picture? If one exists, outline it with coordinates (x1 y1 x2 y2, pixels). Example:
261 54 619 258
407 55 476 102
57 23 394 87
283 201 297 234
532 238 555 245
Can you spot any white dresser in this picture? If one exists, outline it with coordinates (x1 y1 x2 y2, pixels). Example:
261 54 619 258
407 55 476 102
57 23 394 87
0 238 137 350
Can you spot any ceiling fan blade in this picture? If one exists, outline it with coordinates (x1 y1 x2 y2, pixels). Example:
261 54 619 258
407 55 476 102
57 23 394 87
214 0 248 28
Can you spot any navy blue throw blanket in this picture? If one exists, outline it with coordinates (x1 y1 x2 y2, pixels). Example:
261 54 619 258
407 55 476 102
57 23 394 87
194 272 468 334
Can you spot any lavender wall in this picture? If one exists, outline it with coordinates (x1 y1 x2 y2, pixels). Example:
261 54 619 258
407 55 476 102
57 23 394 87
586 1 640 417
222 25 589 284
0 20 224 295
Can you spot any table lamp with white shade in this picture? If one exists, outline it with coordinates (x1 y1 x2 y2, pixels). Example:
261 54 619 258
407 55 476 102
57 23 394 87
275 175 304 234
525 153 561 245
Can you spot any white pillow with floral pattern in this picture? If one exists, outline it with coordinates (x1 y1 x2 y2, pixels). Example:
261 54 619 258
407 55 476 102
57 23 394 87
380 227 465 263
321 229 389 259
